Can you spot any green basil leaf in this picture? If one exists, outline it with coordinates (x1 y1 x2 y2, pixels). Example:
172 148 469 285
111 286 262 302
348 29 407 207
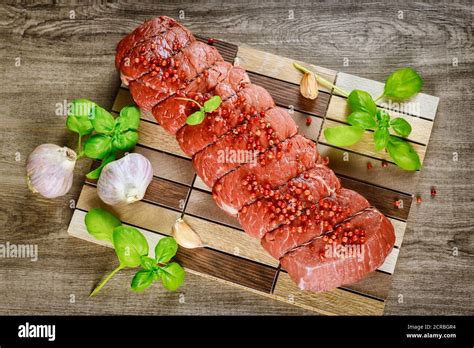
84 134 113 159
203 96 222 113
69 99 96 118
66 115 94 136
112 131 138 151
91 106 115 134
387 136 421 171
374 128 390 151
383 67 423 100
84 208 122 243
153 270 162 281
154 237 178 263
113 226 149 268
347 111 377 129
160 262 185 291
347 90 377 116
324 125 364 147
85 152 116 180
390 117 412 137
131 270 154 292
117 105 141 131
140 255 158 271
186 110 205 125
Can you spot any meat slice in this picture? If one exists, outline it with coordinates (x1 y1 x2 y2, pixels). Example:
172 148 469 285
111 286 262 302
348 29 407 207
280 207 395 292
261 188 370 259
119 25 194 84
116 16 181 69
193 107 298 188
176 84 275 156
152 64 250 134
238 165 341 239
212 135 319 216
128 41 223 109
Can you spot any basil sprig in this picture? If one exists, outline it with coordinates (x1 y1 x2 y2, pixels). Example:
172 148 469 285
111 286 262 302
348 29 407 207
176 96 222 125
323 68 423 171
66 100 141 179
85 208 185 296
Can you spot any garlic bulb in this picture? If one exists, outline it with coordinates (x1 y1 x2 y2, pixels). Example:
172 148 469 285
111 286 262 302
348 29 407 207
171 218 204 249
26 144 77 198
97 153 153 205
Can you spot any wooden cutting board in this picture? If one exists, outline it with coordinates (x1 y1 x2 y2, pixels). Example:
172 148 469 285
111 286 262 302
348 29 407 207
67 36 439 315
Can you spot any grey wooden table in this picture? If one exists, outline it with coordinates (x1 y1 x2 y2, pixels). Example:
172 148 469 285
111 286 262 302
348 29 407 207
0 1 472 315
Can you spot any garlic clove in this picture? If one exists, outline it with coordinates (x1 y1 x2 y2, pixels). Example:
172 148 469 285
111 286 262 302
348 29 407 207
26 144 76 198
171 218 204 249
97 153 153 206
300 72 319 100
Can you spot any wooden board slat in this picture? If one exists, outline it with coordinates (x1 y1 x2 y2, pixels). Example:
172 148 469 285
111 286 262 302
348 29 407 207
317 143 420 195
236 45 337 93
326 95 433 145
248 72 331 117
320 119 427 164
272 272 385 315
133 145 195 186
335 72 439 120
138 120 189 158
68 210 277 294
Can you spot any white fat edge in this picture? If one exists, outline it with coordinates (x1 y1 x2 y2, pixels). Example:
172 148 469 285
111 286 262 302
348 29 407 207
218 200 238 216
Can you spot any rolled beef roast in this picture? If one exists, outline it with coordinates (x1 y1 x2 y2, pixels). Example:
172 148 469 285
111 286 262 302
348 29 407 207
116 16 396 292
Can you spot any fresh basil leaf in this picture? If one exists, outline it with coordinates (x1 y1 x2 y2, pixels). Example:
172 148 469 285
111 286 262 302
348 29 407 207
69 99 96 118
117 105 141 131
387 136 421 171
186 110 205 125
347 90 377 116
140 255 158 271
153 270 162 281
84 134 113 159
112 131 138 151
85 152 116 180
113 226 149 268
131 270 154 292
154 237 178 264
347 111 377 129
66 115 94 136
383 67 423 100
390 117 412 137
91 106 115 134
203 96 222 113
374 128 390 151
324 125 364 147
84 208 122 243
160 262 185 291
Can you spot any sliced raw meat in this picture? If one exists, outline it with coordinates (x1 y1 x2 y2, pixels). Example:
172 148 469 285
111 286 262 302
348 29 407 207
212 135 319 216
238 165 341 239
128 41 223 108
261 188 370 259
281 207 395 292
193 107 298 187
119 25 194 84
152 64 249 134
116 16 182 69
176 84 275 156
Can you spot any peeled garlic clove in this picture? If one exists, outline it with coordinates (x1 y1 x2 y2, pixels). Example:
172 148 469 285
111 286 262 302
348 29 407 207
300 72 319 100
26 144 76 198
171 218 204 249
97 153 153 205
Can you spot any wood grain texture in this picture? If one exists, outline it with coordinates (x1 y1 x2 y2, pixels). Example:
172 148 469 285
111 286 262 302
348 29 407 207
272 272 385 315
236 45 337 93
0 1 472 315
